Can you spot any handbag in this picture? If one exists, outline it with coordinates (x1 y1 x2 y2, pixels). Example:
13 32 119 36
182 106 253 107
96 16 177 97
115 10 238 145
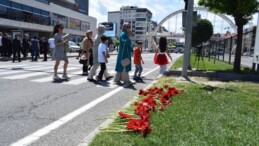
121 43 130 67
79 53 87 64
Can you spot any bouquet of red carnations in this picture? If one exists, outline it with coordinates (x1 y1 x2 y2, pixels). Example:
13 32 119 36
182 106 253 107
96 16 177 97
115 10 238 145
117 85 182 137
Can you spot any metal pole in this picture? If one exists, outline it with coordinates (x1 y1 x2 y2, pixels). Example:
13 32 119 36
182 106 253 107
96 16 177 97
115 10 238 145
229 36 233 64
223 39 226 62
181 0 194 77
253 12 259 70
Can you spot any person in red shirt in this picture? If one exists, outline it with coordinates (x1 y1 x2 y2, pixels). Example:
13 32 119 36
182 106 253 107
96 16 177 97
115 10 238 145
133 41 144 81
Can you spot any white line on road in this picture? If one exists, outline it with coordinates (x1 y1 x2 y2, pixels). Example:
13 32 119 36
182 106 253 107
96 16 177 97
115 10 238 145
9 66 159 146
31 67 78 82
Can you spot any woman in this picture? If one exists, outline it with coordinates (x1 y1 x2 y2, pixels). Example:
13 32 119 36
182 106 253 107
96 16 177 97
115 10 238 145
53 24 69 80
81 30 93 75
88 25 112 82
154 37 172 74
114 22 133 84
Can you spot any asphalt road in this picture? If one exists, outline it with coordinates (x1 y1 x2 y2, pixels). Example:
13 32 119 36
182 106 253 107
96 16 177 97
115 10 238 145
0 53 181 146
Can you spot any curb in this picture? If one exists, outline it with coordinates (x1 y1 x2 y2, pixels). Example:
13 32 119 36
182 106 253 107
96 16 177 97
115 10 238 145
165 70 259 82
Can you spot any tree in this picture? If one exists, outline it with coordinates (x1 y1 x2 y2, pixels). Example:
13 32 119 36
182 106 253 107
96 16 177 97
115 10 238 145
192 19 214 47
115 39 120 47
198 0 259 72
168 42 176 47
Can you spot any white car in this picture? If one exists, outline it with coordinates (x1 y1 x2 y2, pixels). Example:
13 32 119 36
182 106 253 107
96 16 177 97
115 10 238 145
69 41 80 53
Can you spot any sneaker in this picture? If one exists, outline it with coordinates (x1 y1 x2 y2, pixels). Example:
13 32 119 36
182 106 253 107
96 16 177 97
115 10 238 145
133 76 138 81
53 75 62 80
105 76 113 81
87 78 96 82
62 74 70 80
96 76 105 82
137 77 143 81
82 72 88 76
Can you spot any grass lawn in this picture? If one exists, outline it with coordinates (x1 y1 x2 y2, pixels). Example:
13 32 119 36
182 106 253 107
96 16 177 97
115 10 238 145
171 54 234 72
90 78 259 146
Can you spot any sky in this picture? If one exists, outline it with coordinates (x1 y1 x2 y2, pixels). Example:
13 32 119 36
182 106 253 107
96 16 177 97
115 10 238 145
89 0 258 34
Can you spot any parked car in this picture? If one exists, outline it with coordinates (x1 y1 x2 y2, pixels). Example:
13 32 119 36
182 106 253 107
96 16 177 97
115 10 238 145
177 47 184 53
217 48 224 55
168 46 178 53
69 41 80 53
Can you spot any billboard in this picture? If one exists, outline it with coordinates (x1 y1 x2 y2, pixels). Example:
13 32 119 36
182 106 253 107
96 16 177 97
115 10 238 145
75 0 89 15
69 18 81 30
101 22 116 37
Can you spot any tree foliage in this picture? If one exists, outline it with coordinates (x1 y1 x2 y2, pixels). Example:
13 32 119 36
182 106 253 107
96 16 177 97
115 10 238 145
198 0 259 72
115 39 120 47
192 19 213 47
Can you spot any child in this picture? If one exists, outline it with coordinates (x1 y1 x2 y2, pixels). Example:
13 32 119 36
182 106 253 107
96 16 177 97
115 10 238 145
154 37 172 74
133 41 144 81
96 35 108 82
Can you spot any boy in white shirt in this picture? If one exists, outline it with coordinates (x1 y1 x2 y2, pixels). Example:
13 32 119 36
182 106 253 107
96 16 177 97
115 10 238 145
96 35 108 82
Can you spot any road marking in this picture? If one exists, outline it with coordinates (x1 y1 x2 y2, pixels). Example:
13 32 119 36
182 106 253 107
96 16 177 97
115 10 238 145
9 66 159 146
0 64 29 68
3 66 53 79
31 67 78 82
0 66 43 76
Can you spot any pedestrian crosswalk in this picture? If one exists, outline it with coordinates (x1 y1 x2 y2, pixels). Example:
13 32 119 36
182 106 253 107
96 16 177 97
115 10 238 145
0 63 151 88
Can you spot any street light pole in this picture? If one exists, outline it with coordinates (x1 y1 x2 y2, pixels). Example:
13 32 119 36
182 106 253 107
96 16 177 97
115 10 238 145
181 0 194 77
253 12 259 70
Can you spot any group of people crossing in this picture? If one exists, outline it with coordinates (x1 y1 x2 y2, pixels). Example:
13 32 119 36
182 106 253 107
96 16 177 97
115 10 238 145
0 22 173 84
52 22 172 84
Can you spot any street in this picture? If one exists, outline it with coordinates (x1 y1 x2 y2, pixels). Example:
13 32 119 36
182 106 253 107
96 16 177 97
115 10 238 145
0 53 181 146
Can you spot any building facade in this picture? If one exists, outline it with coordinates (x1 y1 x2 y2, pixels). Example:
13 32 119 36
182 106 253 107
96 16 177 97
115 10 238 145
108 6 152 47
0 0 96 43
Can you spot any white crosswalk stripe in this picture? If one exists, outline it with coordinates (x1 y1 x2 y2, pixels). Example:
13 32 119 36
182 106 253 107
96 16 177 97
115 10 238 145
0 65 43 76
0 63 149 87
31 67 79 83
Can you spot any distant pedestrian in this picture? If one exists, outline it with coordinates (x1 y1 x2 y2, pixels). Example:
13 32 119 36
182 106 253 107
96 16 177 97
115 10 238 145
154 37 172 74
133 41 144 81
2 33 9 59
53 24 70 80
41 37 49 61
88 25 112 82
7 35 12 58
114 22 133 84
31 36 40 61
0 32 2 57
22 35 30 59
48 36 55 59
96 35 109 82
12 34 22 62
81 30 93 76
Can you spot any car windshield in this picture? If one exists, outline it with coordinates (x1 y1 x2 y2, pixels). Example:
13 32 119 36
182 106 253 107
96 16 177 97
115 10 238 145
69 42 77 46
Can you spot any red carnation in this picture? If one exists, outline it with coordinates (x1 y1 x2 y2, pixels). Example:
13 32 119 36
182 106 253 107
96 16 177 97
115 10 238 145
159 105 165 111
118 111 132 119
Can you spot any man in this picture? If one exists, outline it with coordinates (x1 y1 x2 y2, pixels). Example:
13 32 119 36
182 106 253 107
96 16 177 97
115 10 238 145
0 32 2 56
48 36 55 59
12 34 22 62
2 33 9 59
22 35 30 59
31 36 40 61
88 25 113 82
